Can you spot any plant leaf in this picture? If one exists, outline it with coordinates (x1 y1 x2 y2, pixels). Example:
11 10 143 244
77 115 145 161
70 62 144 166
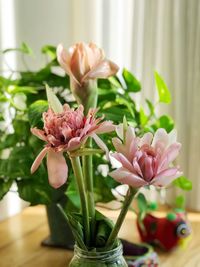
0 179 13 200
41 45 56 60
173 176 192 191
154 71 171 103
46 84 63 113
28 100 48 127
122 68 141 92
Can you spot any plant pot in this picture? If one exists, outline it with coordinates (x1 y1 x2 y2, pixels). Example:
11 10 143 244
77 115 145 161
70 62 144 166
69 242 128 267
41 203 74 249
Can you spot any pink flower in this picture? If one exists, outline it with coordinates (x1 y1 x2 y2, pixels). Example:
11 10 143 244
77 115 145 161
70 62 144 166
109 125 182 188
57 42 119 86
31 104 114 188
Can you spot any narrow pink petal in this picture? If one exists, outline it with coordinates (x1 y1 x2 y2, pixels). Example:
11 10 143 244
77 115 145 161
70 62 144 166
47 150 68 188
139 132 153 146
158 142 181 172
132 159 143 177
95 121 115 134
115 124 124 140
70 48 83 83
56 44 71 75
168 129 177 146
151 170 183 187
152 128 168 149
112 137 129 158
128 138 139 162
109 168 147 188
82 59 119 82
126 126 135 146
31 128 47 141
57 44 81 86
31 147 49 173
67 137 81 151
143 157 154 181
91 133 109 160
111 153 135 173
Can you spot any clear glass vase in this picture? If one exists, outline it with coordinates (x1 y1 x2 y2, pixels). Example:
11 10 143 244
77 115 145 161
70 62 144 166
69 243 128 267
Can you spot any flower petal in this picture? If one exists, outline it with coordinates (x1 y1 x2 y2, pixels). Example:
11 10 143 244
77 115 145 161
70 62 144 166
139 132 153 147
151 168 183 187
67 137 82 151
57 43 80 86
112 137 129 158
158 142 181 172
116 124 124 140
31 128 47 141
109 168 147 188
91 133 109 160
82 59 119 82
126 126 135 147
47 150 68 188
31 147 49 173
94 121 115 134
168 129 177 146
152 128 168 149
111 152 135 173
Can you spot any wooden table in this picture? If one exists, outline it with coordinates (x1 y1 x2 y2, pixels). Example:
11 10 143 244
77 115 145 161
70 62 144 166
0 206 200 267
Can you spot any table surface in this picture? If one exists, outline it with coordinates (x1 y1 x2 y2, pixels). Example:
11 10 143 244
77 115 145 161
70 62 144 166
0 205 200 267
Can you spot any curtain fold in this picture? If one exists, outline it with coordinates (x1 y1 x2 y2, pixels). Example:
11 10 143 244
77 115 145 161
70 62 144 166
0 0 200 210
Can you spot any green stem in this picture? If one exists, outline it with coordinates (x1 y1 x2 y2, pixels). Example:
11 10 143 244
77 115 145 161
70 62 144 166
70 156 90 246
106 187 137 248
83 139 96 244
82 80 98 245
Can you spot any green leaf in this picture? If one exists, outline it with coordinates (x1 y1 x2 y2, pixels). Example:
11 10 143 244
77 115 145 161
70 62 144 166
17 173 53 205
41 45 56 60
20 42 33 55
154 71 171 103
100 106 133 122
7 85 37 94
58 209 86 250
137 193 148 213
108 76 122 88
158 115 174 132
65 176 81 210
173 176 192 191
122 68 141 92
3 42 33 55
145 99 154 116
0 134 18 149
12 93 27 110
28 100 48 127
46 84 63 113
175 195 185 210
95 210 114 248
0 179 13 200
139 107 148 126
93 173 118 203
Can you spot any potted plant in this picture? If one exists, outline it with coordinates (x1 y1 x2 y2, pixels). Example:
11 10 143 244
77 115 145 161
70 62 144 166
28 42 185 266
0 42 190 259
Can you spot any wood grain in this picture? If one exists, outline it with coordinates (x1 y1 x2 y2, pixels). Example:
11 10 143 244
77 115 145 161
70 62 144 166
0 206 199 267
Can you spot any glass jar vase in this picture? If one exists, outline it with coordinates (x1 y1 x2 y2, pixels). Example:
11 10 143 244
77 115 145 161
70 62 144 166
69 242 128 267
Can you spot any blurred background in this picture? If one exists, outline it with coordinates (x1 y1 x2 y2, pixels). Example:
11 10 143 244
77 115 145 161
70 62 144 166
0 0 199 216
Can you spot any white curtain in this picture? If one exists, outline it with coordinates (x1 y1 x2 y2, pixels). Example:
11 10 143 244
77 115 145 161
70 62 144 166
0 0 200 210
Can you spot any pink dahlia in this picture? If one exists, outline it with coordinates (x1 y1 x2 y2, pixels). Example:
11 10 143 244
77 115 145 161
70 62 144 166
109 125 182 188
31 104 114 188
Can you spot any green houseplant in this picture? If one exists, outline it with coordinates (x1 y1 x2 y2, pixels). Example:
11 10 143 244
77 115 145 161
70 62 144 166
28 42 185 266
0 42 190 256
